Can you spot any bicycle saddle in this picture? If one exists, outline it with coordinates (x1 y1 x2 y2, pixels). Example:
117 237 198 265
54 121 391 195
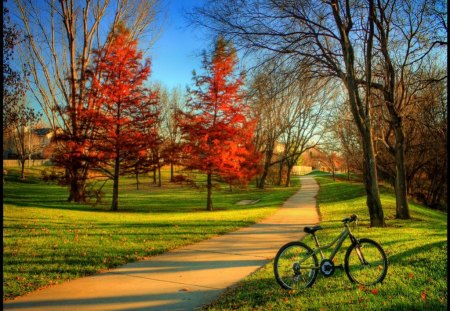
304 225 323 234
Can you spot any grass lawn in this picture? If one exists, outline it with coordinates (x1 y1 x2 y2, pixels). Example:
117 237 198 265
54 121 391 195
2 166 300 301
202 176 447 310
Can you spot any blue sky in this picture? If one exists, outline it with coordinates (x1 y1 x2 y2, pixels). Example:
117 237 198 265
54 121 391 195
149 0 208 90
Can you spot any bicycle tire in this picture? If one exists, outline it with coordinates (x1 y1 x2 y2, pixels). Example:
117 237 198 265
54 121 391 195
344 238 388 286
274 241 319 290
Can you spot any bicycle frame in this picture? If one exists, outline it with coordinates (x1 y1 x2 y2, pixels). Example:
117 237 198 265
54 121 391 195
307 223 358 264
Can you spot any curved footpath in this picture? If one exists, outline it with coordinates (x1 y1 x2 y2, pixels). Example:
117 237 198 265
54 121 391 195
4 176 320 311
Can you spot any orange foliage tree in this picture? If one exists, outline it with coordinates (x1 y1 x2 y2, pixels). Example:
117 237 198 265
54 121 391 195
179 38 260 211
84 27 159 211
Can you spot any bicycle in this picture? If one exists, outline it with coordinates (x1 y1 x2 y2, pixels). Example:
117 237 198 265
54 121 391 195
274 214 388 290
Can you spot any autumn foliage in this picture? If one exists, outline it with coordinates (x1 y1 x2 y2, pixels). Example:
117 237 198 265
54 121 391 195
179 38 260 211
83 27 160 211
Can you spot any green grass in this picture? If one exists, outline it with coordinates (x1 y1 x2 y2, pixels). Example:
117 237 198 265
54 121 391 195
2 167 300 301
202 176 447 310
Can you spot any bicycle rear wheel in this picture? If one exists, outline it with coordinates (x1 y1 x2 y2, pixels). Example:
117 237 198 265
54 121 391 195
274 241 318 290
344 238 388 286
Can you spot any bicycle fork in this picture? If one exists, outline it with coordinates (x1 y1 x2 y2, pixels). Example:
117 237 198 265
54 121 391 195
348 230 369 266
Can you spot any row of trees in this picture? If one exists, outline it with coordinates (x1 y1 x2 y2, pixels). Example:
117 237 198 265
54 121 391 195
191 0 447 225
54 28 261 212
4 0 162 204
4 0 447 220
3 0 263 211
249 62 336 189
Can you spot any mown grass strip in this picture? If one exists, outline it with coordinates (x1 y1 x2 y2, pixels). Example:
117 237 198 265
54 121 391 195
203 176 447 311
3 167 300 301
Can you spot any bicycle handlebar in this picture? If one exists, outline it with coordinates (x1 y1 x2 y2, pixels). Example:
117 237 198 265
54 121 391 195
342 214 358 224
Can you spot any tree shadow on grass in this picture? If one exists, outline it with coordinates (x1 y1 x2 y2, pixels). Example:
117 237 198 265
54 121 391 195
387 240 447 264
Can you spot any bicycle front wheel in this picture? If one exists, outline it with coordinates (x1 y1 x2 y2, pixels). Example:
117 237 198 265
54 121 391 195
274 241 318 290
344 238 388 286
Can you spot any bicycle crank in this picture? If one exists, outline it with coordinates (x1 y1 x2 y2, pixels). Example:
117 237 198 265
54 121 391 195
319 259 335 277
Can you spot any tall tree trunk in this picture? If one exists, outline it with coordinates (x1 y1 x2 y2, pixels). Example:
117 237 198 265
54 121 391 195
393 124 410 219
170 162 174 182
158 165 162 187
332 0 385 227
135 168 140 190
258 148 273 189
277 158 284 186
361 133 385 227
206 173 213 211
285 164 293 187
20 159 26 179
111 156 120 211
67 164 86 203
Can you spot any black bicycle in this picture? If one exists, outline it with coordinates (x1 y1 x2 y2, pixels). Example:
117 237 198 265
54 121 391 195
274 214 388 290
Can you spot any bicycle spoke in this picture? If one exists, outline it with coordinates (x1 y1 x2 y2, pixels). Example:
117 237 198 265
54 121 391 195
274 242 318 290
345 239 388 286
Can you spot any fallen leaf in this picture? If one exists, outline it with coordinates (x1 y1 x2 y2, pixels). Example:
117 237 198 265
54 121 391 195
421 290 427 302
408 272 414 279
371 289 379 295
180 288 189 292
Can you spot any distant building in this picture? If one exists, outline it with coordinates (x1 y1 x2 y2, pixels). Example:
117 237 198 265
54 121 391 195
3 127 57 159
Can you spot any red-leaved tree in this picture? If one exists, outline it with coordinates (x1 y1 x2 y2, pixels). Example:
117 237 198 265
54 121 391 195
179 37 260 211
84 27 159 211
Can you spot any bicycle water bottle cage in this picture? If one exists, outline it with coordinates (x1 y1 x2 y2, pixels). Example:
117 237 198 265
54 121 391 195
304 225 323 234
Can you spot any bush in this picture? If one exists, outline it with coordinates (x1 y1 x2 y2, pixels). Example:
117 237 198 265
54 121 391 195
40 168 65 183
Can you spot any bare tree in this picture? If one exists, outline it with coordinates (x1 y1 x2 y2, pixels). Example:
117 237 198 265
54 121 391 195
3 98 41 179
248 63 288 189
278 74 334 187
330 105 364 181
3 3 41 179
375 69 447 210
11 0 162 202
366 0 447 219
159 85 186 182
192 0 388 225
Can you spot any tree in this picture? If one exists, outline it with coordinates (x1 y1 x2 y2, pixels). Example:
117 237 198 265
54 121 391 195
191 0 389 226
248 63 288 189
3 3 41 179
11 0 161 202
375 70 447 210
3 99 41 180
179 37 260 211
84 27 159 211
366 0 447 219
330 105 364 180
158 85 185 182
277 74 334 187
316 141 344 182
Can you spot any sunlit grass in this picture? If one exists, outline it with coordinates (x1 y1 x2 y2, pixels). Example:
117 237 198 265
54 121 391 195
3 166 300 300
203 176 447 310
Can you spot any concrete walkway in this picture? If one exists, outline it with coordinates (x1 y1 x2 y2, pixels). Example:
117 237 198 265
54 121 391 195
4 176 320 311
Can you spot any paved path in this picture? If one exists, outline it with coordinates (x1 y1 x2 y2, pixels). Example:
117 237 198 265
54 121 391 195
4 176 320 311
